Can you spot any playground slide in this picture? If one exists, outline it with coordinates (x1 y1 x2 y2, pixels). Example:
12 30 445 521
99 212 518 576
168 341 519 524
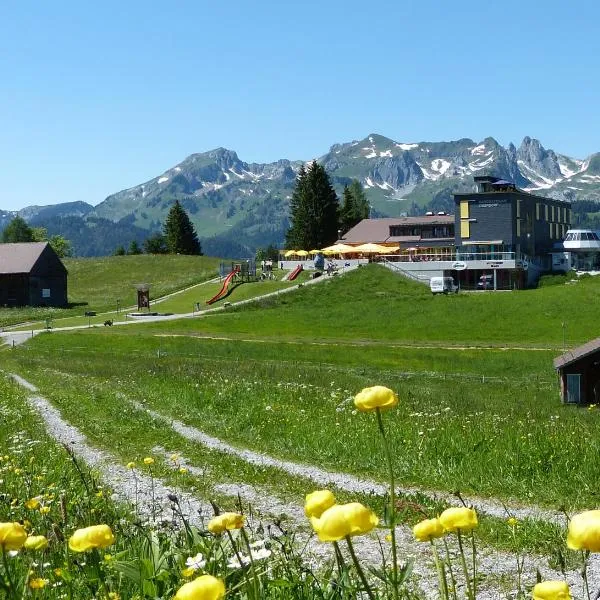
287 264 303 281
206 267 239 305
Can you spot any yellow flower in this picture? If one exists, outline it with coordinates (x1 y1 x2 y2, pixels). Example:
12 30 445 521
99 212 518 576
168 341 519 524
68 525 115 552
127 461 136 469
507 517 518 527
310 503 379 542
24 536 49 551
207 513 245 534
95 490 104 498
53 568 63 578
0 522 27 550
174 575 225 600
182 566 196 577
354 386 398 412
104 553 113 562
29 578 48 589
25 498 41 510
108 593 120 600
39 506 50 515
143 457 154 465
532 580 572 600
304 490 336 518
439 507 478 533
567 510 600 551
179 467 188 474
171 454 180 462
413 518 445 542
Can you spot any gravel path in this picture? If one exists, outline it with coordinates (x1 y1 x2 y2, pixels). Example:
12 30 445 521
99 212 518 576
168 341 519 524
10 372 600 598
133 401 565 527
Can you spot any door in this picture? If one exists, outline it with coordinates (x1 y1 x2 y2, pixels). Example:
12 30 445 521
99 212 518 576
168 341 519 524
566 374 581 404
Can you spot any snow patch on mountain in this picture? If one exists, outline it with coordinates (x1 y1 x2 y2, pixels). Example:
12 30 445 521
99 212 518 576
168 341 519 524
431 159 451 175
518 161 559 190
157 176 169 184
396 143 418 151
471 144 487 155
468 154 495 171
379 150 392 158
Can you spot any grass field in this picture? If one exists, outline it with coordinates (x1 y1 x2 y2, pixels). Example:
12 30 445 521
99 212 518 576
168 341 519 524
4 263 600 595
138 264 599 347
0 255 222 328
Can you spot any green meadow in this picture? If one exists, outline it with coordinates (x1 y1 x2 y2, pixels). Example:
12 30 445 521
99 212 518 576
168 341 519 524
5 261 600 597
7 264 600 511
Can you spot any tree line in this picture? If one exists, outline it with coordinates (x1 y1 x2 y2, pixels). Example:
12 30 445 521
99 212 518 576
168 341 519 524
285 161 369 250
114 199 202 256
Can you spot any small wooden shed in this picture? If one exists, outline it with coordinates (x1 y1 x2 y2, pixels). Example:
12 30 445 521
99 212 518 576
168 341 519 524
554 338 600 404
0 242 68 307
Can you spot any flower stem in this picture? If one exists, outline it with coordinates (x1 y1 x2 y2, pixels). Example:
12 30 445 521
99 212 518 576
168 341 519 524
470 531 477 599
1 549 16 600
345 536 376 600
431 541 449 600
376 407 399 599
582 550 591 600
443 537 458 600
457 531 474 600
241 528 260 600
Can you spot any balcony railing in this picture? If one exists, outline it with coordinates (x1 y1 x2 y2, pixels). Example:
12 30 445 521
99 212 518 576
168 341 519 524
380 251 517 263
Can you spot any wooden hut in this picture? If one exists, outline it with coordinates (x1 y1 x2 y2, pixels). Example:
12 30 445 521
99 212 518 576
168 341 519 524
0 242 68 307
554 338 600 404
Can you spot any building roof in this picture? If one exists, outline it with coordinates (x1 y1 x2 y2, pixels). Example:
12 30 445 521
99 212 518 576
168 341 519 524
553 337 600 369
341 216 454 244
0 242 53 274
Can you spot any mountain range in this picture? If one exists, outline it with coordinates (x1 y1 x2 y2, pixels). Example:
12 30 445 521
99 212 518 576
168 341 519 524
5 134 600 257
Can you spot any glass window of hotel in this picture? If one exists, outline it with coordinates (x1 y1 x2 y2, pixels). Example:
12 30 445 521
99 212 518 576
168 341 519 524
565 232 574 241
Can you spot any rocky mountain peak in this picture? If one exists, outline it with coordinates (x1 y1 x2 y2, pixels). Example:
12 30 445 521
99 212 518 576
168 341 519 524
516 137 562 181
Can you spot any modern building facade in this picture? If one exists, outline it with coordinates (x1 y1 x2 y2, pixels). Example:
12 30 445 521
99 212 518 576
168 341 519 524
338 176 572 289
452 176 571 288
562 229 600 271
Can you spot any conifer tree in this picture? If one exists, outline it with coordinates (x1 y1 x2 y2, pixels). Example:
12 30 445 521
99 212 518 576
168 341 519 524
163 200 202 255
340 179 370 233
285 162 339 249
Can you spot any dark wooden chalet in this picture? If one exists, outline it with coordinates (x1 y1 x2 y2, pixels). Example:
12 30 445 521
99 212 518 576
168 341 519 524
554 338 600 404
0 242 68 307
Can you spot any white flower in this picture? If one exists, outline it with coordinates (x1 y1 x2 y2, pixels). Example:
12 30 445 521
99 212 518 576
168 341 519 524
249 539 266 549
227 554 250 569
250 548 272 561
185 553 206 570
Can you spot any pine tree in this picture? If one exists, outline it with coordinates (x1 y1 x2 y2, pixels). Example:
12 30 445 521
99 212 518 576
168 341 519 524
285 162 339 249
128 240 142 255
163 200 202 255
340 180 370 233
2 216 34 243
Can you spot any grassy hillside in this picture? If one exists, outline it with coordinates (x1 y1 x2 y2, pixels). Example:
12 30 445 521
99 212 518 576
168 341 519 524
140 264 598 347
0 254 221 327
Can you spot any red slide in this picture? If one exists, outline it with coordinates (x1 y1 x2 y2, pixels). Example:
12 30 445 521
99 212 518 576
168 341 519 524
206 267 239 305
287 264 303 281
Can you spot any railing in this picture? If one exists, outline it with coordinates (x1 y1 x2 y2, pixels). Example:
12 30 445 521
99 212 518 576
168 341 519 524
380 252 517 263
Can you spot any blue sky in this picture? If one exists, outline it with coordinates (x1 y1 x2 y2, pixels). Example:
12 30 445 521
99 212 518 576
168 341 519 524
1 0 599 210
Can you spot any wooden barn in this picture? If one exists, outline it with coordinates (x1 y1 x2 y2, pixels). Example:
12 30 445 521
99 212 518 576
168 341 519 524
0 242 68 307
554 338 600 405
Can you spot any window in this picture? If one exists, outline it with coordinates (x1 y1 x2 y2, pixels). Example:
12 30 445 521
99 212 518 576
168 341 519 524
545 205 549 221
460 201 469 219
516 200 521 218
460 220 470 238
566 208 571 224
517 219 521 236
536 203 540 220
